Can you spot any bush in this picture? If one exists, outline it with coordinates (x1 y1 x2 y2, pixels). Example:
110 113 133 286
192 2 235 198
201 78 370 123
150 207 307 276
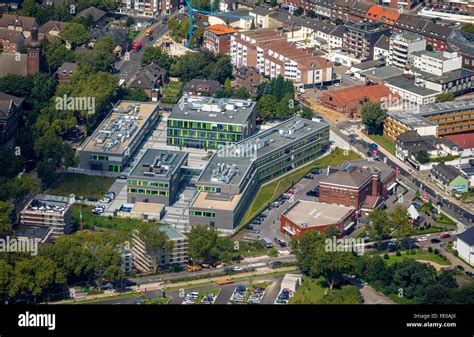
454 250 459 257
434 249 439 255
428 246 433 253
383 254 389 259
411 250 416 255
396 251 401 257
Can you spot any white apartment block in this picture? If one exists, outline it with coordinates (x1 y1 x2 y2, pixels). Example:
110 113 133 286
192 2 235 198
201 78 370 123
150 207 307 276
412 50 462 76
389 32 426 70
231 30 333 86
132 226 188 273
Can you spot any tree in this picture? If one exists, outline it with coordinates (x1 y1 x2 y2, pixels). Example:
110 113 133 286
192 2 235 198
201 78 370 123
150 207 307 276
270 0 277 7
366 208 390 244
0 201 13 238
415 150 430 164
251 19 256 30
323 225 341 239
294 7 304 16
426 44 433 52
59 22 90 47
436 93 454 103
311 244 356 289
119 87 149 102
361 102 386 135
256 95 278 118
0 75 33 97
224 78 232 91
290 231 323 275
335 18 344 25
461 24 474 34
188 225 219 264
0 259 13 302
306 10 316 18
141 46 174 69
136 223 172 273
8 256 66 302
390 205 413 239
389 259 437 299
43 37 76 72
298 105 314 120
125 17 135 27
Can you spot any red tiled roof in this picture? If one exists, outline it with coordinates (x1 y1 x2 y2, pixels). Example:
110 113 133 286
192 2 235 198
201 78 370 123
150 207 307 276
365 5 400 25
445 133 474 150
205 24 237 36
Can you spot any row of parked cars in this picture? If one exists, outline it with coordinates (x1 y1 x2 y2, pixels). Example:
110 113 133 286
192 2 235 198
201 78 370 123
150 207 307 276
230 285 247 303
275 288 293 304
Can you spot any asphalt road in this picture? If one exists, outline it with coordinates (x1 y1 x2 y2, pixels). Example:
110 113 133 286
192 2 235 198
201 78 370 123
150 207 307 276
335 120 474 228
116 23 169 85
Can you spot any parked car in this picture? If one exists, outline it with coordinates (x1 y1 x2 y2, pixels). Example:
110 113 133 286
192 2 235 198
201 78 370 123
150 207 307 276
246 225 254 231
457 265 465 272
271 260 283 268
412 203 421 210
117 175 127 180
249 229 261 235
417 236 428 242
304 174 314 180
311 168 322 174
430 238 441 244
99 197 112 203
274 237 286 247
440 233 452 239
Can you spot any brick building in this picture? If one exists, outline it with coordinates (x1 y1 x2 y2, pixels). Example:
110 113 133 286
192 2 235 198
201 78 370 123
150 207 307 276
319 161 396 215
280 200 356 238
318 83 397 117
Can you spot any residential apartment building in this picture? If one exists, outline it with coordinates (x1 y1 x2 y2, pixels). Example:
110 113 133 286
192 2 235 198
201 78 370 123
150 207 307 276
319 160 396 215
203 24 237 54
79 101 160 173
384 99 474 140
120 0 181 16
421 69 474 97
388 32 426 70
342 22 391 61
20 196 73 240
373 35 390 62
230 29 333 86
385 75 439 106
189 117 330 233
127 149 187 206
167 95 256 150
412 50 462 76
132 225 188 273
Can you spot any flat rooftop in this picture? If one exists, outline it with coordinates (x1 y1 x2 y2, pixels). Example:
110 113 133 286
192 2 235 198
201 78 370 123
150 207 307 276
283 200 355 228
15 225 51 240
159 225 187 240
129 149 187 179
24 198 70 216
385 76 439 97
191 191 242 211
132 202 164 214
169 95 255 126
359 66 404 80
196 117 329 187
389 98 474 118
81 101 159 155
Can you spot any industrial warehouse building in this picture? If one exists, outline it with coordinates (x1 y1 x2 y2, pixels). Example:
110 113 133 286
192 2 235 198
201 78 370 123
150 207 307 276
189 117 330 233
78 101 160 173
167 95 256 150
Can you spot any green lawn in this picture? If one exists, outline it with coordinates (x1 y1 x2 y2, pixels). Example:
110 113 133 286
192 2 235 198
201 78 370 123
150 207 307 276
49 173 115 199
368 134 396 155
288 278 327 304
71 204 149 234
414 226 451 235
384 251 450 266
435 212 456 225
143 297 170 305
289 277 362 304
240 148 361 228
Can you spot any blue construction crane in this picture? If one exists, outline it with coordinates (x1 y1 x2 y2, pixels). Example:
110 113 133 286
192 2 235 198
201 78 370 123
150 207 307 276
186 0 251 47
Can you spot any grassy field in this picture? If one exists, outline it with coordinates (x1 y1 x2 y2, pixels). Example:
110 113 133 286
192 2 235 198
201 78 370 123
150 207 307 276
414 225 451 235
384 251 450 266
71 204 149 234
240 148 361 227
368 134 396 155
162 81 182 104
49 173 115 199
